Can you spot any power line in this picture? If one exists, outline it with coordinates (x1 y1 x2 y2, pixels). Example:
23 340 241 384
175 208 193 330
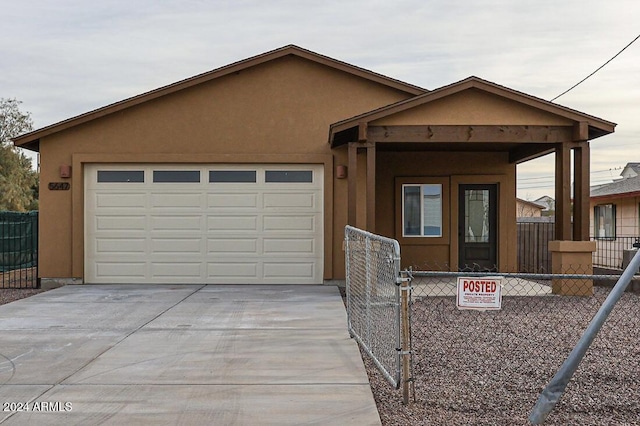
551 33 640 102
518 177 622 190
517 166 623 181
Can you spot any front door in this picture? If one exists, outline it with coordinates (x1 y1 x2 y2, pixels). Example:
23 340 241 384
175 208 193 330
458 184 497 271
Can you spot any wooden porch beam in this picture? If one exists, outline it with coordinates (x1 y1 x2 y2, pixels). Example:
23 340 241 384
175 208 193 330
348 142 358 226
555 143 572 240
366 143 376 232
358 122 368 142
573 121 589 142
573 143 590 241
368 125 574 143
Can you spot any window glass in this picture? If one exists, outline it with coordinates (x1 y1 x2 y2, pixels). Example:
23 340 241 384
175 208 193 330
265 170 312 183
153 170 200 183
97 170 144 183
464 189 490 243
594 204 616 239
403 184 442 237
209 170 256 183
403 186 421 236
422 184 442 237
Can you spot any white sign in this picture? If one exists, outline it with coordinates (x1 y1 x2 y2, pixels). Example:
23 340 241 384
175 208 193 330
456 277 503 310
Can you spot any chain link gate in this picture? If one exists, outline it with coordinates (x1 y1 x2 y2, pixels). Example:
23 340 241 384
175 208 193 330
344 225 403 389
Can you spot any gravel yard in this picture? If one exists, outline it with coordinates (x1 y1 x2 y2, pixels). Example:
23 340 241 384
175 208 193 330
0 288 45 305
357 286 640 425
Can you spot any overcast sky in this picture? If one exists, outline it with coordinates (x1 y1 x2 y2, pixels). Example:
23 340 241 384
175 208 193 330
2 0 639 199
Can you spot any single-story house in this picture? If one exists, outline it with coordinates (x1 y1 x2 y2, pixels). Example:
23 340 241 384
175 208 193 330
590 163 640 272
591 162 640 239
13 45 616 286
534 195 555 216
516 198 545 218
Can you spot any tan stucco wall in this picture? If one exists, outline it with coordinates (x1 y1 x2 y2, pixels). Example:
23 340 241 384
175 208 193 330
371 89 575 126
38 55 414 281
376 150 517 271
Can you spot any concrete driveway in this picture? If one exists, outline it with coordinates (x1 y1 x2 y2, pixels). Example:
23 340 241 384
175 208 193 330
0 285 381 425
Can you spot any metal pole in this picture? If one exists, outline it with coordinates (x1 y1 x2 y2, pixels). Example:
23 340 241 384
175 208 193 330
401 271 411 405
529 248 640 424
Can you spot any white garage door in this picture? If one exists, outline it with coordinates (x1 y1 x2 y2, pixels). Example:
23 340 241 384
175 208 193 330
85 164 323 284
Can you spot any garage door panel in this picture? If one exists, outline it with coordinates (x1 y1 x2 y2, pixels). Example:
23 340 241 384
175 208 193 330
152 262 202 279
208 238 258 253
151 215 203 231
263 238 314 254
96 238 146 254
96 262 146 278
263 262 315 278
263 215 316 232
208 216 258 231
86 164 323 284
96 216 147 232
208 262 258 278
263 193 316 209
95 193 147 209
208 193 258 208
150 238 202 253
151 193 203 209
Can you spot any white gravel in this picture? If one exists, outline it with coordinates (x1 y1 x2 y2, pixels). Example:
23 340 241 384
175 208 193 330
355 286 640 425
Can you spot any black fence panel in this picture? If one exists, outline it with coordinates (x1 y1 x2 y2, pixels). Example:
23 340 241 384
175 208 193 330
0 211 38 288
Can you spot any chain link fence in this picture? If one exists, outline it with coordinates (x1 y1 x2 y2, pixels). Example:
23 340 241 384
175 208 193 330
345 225 640 423
408 266 640 424
344 225 402 388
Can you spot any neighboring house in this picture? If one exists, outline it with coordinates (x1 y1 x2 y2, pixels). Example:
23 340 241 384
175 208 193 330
590 166 640 239
516 198 545 218
13 45 615 286
534 195 555 216
590 163 640 270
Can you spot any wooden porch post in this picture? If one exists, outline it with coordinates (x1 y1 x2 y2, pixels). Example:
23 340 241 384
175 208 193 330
572 142 590 241
348 142 358 226
366 143 376 232
555 143 571 240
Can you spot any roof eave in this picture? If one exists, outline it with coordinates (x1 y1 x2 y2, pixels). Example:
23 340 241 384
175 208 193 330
591 190 640 202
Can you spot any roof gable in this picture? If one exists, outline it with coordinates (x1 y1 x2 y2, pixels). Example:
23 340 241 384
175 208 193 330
14 45 427 151
621 162 640 178
329 77 616 146
369 88 574 126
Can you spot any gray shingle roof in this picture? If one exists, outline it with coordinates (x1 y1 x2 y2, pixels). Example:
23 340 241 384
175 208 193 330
591 175 640 198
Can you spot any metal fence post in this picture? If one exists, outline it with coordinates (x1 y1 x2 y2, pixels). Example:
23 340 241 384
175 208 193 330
400 270 412 405
529 248 640 423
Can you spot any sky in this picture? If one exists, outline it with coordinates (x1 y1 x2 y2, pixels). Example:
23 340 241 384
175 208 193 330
2 0 639 200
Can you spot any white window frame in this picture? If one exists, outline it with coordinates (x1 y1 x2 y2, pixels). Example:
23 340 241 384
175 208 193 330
594 204 616 240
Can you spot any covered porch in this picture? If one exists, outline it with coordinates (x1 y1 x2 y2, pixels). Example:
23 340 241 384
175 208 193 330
329 77 615 273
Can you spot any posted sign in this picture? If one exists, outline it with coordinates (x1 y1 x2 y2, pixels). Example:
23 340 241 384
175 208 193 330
456 277 503 310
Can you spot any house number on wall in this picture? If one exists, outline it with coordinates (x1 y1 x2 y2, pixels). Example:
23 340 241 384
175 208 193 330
48 182 70 191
